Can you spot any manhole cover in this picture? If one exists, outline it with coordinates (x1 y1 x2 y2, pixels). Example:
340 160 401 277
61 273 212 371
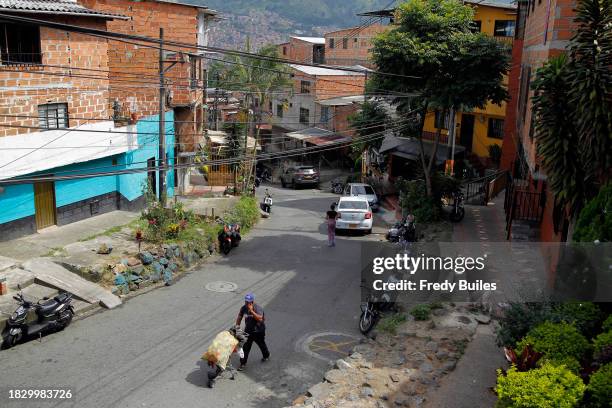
205 281 238 293
298 332 360 361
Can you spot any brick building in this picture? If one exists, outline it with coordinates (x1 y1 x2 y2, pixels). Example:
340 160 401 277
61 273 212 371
501 0 579 242
0 0 218 240
278 36 325 64
270 64 365 133
324 24 389 68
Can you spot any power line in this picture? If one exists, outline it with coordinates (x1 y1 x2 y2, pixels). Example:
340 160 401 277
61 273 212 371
0 13 421 80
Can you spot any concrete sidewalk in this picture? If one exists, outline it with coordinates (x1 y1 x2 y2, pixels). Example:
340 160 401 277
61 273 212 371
0 211 139 261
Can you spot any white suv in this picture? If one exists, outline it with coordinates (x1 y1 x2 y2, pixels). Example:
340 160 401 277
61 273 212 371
335 196 373 234
343 183 379 211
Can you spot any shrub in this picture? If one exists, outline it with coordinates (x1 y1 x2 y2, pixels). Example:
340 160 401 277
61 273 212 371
593 331 612 356
573 183 612 242
496 302 556 347
602 315 612 333
410 304 431 321
586 363 612 408
516 322 590 371
551 302 602 338
495 363 586 408
226 195 259 231
378 314 407 335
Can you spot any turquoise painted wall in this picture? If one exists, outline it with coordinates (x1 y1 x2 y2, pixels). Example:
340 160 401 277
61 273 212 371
54 157 117 207
0 110 176 225
118 110 175 201
0 184 35 224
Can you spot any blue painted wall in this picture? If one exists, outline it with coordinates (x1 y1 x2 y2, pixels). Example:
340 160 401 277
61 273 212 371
0 184 35 224
0 110 176 225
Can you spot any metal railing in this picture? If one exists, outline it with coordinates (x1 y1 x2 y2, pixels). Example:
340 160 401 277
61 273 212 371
505 186 546 240
463 170 507 205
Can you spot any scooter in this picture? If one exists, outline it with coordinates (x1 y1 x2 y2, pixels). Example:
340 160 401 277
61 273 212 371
218 223 234 255
359 275 399 334
2 285 74 349
260 193 273 215
448 191 465 223
331 178 344 194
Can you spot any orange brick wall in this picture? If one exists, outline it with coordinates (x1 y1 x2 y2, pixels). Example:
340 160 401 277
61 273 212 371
0 17 110 138
80 0 202 117
278 38 317 63
314 75 365 100
324 24 388 68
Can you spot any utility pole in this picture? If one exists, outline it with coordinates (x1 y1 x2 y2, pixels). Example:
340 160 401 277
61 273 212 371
158 27 166 205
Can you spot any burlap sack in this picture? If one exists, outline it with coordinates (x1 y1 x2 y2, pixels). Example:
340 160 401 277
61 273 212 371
202 331 239 370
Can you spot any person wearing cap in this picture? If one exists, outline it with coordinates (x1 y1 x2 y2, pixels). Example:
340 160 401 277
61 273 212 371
235 293 269 371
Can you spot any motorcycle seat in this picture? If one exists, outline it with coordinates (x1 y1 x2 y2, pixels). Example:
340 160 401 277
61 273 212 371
38 298 59 314
54 292 70 303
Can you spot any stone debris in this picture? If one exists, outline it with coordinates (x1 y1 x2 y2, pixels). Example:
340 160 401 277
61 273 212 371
284 305 482 408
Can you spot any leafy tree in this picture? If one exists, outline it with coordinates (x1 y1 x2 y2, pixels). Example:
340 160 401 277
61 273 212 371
573 182 612 242
370 0 510 196
348 100 390 166
213 41 291 191
531 0 611 229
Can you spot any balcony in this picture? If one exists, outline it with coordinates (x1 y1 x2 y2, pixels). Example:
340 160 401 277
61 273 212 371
493 35 514 47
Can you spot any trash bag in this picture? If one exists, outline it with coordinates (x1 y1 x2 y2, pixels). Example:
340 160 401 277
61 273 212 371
202 331 239 370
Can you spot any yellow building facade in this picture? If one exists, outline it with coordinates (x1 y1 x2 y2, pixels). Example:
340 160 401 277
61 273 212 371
422 1 516 159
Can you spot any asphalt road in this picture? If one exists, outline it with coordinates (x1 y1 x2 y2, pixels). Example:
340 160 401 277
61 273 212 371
1 186 385 408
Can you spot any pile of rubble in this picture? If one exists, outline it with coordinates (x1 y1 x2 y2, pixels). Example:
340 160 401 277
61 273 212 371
287 305 490 408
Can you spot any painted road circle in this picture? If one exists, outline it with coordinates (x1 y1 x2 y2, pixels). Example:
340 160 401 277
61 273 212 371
205 281 238 293
296 331 361 362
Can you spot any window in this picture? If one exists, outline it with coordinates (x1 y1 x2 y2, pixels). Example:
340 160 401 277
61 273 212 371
470 20 482 33
329 38 335 49
0 23 42 64
494 20 516 37
320 106 330 123
518 65 532 126
299 108 310 125
342 38 348 49
487 118 504 139
300 80 311 94
276 104 283 118
338 200 368 210
38 103 68 130
434 110 449 129
282 46 287 56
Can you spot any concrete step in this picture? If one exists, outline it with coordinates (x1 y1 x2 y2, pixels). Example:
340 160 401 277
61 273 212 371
22 258 121 309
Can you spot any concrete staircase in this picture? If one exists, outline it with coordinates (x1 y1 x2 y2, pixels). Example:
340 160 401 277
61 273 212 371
508 220 540 242
0 257 120 334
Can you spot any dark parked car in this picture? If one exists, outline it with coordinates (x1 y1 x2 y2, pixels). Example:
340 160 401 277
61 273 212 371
280 166 320 188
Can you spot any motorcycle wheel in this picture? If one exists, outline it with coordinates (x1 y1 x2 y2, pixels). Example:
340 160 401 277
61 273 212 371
2 333 20 349
59 309 74 329
333 185 343 194
359 311 376 334
221 241 232 255
450 207 466 223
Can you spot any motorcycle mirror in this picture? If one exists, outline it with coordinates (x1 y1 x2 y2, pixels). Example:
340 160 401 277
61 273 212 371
13 295 20 301
17 283 21 290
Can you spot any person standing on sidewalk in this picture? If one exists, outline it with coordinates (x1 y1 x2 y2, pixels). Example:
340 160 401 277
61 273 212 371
326 203 338 247
236 293 269 371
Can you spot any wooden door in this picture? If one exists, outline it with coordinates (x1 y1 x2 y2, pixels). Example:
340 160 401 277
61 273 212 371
34 182 56 230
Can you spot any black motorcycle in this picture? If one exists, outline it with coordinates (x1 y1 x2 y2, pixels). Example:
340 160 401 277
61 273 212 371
359 275 399 334
448 191 465 223
386 217 417 243
331 177 344 194
218 222 241 255
2 285 74 349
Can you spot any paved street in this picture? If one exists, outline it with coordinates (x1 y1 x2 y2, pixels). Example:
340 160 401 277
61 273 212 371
0 186 382 408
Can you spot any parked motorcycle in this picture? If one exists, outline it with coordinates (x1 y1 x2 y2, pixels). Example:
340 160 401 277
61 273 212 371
255 168 271 187
448 191 465 223
386 216 417 244
359 275 399 334
260 191 273 215
331 177 344 194
2 285 74 349
218 221 241 255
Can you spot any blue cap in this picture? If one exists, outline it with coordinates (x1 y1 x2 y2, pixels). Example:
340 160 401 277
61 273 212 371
245 293 255 302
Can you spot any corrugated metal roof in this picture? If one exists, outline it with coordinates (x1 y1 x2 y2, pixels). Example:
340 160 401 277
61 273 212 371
0 0 128 19
290 64 366 76
291 36 325 45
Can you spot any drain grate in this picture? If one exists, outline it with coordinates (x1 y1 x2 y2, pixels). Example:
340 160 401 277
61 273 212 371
205 281 238 293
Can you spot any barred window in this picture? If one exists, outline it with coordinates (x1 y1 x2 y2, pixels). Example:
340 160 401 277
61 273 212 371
276 104 283 118
300 80 311 94
38 103 69 130
320 106 330 123
329 38 335 49
487 118 505 139
299 108 310 125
